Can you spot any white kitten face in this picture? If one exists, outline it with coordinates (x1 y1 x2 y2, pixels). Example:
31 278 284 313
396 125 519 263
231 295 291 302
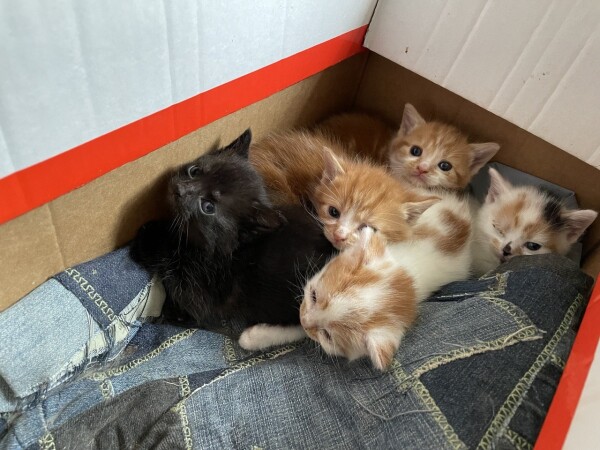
478 169 598 265
299 228 414 370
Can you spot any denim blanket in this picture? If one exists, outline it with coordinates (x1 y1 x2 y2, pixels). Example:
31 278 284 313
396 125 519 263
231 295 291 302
0 248 593 449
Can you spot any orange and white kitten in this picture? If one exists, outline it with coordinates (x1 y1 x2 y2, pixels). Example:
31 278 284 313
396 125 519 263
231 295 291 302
312 149 439 250
251 132 439 250
316 104 500 191
240 192 473 369
300 192 473 370
472 168 598 276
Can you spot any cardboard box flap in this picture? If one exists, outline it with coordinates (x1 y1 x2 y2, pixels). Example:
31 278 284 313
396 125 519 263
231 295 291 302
365 0 600 168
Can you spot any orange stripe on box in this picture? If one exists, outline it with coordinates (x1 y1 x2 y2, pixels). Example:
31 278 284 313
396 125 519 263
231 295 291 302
534 280 600 449
0 26 367 225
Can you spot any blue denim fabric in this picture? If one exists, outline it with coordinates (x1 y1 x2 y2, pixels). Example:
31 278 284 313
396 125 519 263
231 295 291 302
0 247 164 415
0 253 592 449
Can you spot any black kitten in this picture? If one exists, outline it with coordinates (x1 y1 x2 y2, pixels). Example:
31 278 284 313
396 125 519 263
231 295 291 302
131 130 334 336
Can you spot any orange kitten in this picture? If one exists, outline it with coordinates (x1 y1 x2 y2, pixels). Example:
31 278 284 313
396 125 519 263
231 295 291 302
249 130 341 206
241 192 473 368
472 168 598 276
250 131 438 250
316 105 500 191
313 112 395 164
300 192 472 370
312 149 438 250
388 104 499 191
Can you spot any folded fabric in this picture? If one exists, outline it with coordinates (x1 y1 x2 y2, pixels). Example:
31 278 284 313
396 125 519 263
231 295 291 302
0 247 165 414
0 254 593 449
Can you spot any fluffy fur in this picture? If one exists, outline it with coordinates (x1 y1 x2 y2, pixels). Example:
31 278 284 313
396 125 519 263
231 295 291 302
472 168 598 276
248 130 347 206
131 130 334 336
312 149 439 250
313 112 395 164
245 192 473 365
250 130 438 251
301 191 473 370
315 105 499 191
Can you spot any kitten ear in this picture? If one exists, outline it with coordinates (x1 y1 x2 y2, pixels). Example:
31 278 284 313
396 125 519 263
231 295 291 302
365 331 399 371
402 196 440 224
486 168 512 203
562 209 598 243
321 147 346 182
247 201 287 233
398 103 426 137
221 129 252 159
469 142 500 176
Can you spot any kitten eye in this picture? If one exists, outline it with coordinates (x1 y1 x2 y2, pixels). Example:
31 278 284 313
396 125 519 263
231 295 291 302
410 145 422 157
525 242 541 251
311 289 318 304
200 199 216 215
321 329 332 341
187 165 200 178
328 206 340 219
438 161 452 171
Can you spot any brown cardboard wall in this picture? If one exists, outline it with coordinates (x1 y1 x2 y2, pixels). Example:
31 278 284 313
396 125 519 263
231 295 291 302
2 51 599 310
0 54 367 311
355 54 600 276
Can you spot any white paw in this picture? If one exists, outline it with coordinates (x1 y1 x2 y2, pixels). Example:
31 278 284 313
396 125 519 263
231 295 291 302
238 324 270 351
238 324 307 351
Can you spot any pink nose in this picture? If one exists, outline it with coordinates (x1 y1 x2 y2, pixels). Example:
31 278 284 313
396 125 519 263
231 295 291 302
333 230 347 241
417 163 429 174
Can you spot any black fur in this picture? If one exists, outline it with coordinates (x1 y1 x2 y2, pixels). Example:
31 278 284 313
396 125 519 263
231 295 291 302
131 130 334 328
541 188 565 230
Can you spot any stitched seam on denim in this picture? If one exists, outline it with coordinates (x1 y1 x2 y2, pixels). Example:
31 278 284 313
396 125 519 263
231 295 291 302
549 353 565 369
504 428 533 450
89 328 197 381
478 271 510 295
175 402 193 450
99 379 113 400
223 336 239 364
390 361 467 450
477 294 583 450
179 376 191 399
64 268 117 321
482 297 533 329
413 326 542 378
185 343 300 398
38 432 56 450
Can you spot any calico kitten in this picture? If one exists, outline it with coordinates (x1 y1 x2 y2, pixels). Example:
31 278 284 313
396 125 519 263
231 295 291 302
316 104 500 191
131 130 334 333
300 192 473 370
472 168 598 276
241 191 473 364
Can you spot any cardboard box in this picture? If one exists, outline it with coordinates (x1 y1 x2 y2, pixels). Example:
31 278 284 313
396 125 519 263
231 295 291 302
1 2 599 446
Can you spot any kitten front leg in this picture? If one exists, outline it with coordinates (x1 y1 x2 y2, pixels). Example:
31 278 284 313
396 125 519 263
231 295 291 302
238 324 307 351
